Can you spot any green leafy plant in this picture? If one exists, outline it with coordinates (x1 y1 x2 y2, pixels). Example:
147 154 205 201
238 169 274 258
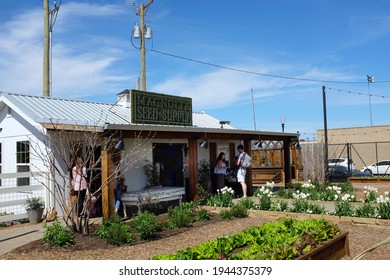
333 200 355 217
153 218 340 260
25 196 44 210
219 208 235 220
270 201 289 212
103 223 134 246
131 211 160 240
195 209 211 221
165 203 194 229
377 201 390 219
363 186 378 203
95 215 134 245
239 197 255 209
230 202 249 218
355 203 377 218
43 221 75 247
206 186 234 207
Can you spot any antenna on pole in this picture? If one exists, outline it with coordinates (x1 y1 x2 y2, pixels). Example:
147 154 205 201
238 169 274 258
251 88 257 130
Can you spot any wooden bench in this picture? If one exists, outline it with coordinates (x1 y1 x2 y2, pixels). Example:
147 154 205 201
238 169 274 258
252 168 282 185
121 187 185 218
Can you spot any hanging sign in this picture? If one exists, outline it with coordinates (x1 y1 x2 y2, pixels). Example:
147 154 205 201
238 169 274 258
131 90 193 126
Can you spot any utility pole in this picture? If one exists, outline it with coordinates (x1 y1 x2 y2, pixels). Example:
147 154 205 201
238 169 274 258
367 75 374 126
43 0 50 97
322 86 329 182
135 0 153 91
43 0 60 97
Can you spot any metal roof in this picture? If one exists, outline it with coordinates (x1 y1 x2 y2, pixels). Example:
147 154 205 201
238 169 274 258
0 92 235 130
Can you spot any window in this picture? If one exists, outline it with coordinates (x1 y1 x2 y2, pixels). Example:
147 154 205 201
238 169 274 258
16 141 30 186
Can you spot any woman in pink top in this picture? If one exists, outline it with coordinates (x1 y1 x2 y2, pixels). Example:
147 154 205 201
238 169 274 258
72 157 87 217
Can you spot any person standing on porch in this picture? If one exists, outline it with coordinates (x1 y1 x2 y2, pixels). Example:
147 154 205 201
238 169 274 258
113 162 127 215
214 152 227 191
72 157 87 217
236 145 247 198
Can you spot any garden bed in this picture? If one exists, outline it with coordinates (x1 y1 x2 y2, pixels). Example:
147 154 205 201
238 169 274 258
349 178 390 183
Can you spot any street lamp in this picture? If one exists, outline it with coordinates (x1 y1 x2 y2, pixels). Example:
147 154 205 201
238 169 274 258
367 75 374 126
132 0 154 91
280 116 286 132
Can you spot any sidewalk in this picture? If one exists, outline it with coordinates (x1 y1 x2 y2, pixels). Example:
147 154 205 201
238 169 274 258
0 222 46 256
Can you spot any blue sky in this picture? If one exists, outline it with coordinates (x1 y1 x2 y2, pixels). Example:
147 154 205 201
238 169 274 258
1 0 390 139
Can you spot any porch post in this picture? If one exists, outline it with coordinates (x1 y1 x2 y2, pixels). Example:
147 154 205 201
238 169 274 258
188 138 198 200
283 140 292 187
101 149 115 219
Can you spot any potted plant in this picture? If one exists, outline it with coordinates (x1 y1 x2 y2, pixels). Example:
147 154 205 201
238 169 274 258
25 196 45 224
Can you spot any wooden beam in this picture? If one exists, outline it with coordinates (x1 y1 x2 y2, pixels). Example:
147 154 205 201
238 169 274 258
188 138 198 200
283 140 292 187
209 142 217 194
101 149 114 219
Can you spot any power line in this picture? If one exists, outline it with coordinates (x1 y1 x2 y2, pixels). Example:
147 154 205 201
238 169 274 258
150 49 390 85
326 87 390 99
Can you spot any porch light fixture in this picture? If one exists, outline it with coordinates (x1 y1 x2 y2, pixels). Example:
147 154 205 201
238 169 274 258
199 140 208 149
115 138 125 151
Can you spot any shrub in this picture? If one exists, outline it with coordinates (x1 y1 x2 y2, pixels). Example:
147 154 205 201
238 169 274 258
131 211 160 240
230 202 249 218
95 215 134 246
219 208 235 220
196 209 211 221
237 197 255 209
104 223 134 246
43 221 75 247
165 204 193 229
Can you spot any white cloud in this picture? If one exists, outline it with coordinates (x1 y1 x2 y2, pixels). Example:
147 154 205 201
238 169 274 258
0 2 131 98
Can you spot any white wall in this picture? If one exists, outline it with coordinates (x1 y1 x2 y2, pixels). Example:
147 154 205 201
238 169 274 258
0 105 50 214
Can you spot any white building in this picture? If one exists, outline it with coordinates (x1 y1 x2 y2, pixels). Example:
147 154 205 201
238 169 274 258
0 90 297 221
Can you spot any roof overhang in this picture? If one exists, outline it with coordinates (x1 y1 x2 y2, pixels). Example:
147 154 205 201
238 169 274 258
104 123 299 141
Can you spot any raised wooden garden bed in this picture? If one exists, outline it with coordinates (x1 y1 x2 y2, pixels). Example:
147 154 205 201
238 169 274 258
296 231 349 260
349 177 390 183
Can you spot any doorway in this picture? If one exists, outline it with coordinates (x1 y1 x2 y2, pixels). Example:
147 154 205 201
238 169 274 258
153 143 186 187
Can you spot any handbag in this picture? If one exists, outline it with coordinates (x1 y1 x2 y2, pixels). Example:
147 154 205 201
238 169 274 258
70 185 75 196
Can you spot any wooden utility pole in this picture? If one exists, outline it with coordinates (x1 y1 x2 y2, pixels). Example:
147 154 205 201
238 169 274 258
140 3 146 91
43 0 50 97
136 0 153 91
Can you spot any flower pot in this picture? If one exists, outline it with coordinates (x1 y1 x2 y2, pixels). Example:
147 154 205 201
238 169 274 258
26 208 44 224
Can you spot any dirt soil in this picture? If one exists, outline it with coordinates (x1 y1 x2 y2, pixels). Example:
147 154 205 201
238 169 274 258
1 212 390 260
1 182 390 260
